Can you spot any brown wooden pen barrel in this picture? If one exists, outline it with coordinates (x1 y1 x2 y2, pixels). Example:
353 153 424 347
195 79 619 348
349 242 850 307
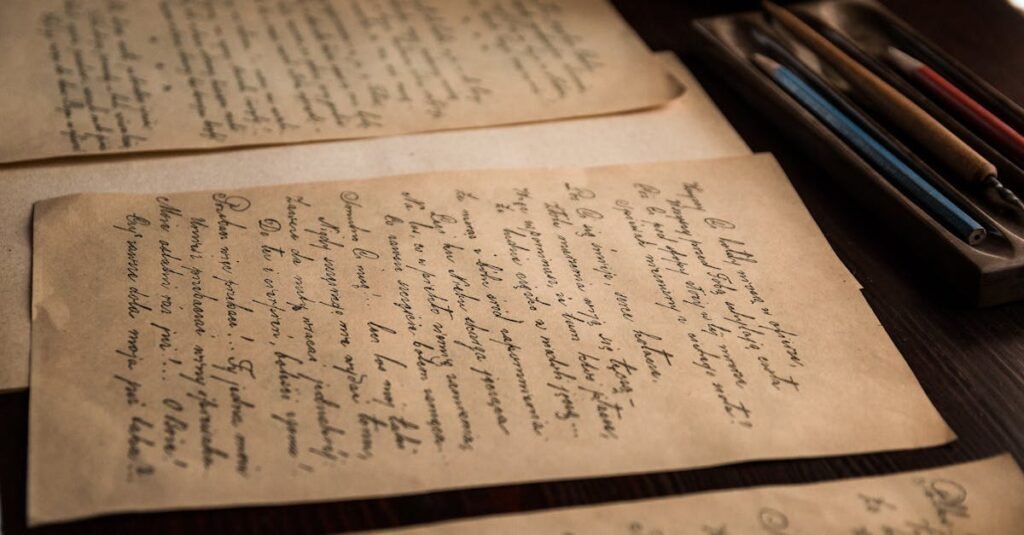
764 1 998 183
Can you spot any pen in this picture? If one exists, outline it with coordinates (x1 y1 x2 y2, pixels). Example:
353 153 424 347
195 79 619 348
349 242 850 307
886 46 1024 164
749 27 919 161
762 1 1024 213
752 53 986 244
747 26 982 227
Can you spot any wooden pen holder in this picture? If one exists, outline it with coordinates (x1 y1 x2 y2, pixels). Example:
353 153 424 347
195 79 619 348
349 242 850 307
693 0 1024 306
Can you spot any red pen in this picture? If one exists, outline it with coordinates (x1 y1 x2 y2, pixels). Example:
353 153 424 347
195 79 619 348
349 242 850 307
886 46 1024 164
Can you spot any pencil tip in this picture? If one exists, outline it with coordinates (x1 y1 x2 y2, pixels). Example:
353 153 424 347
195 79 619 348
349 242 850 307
750 52 778 72
885 46 921 72
968 228 987 245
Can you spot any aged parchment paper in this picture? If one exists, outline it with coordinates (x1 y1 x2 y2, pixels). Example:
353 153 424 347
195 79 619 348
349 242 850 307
0 54 746 392
29 155 951 524
379 455 1024 534
0 0 679 163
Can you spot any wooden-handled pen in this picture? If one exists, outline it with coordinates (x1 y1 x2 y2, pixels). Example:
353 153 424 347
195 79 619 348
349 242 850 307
886 46 1024 164
752 53 986 245
762 1 1024 212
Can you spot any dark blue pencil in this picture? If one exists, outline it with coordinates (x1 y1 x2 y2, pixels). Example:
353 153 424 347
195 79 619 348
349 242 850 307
752 53 986 245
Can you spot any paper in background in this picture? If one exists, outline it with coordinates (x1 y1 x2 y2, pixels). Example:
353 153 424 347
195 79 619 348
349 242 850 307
0 53 747 392
0 0 679 164
376 456 1024 534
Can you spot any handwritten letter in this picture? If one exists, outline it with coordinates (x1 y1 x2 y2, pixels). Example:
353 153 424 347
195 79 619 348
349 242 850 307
29 155 951 524
0 53 739 392
0 0 678 163
382 456 1024 534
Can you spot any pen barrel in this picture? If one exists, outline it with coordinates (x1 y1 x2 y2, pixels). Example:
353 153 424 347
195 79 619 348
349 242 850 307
913 66 1024 163
765 4 997 184
766 63 986 244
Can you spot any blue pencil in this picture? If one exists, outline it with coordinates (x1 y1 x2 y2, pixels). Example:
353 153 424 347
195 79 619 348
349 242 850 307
752 53 986 245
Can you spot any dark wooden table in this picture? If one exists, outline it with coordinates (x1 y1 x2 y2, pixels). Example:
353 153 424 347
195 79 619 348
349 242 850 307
3 1 1023 533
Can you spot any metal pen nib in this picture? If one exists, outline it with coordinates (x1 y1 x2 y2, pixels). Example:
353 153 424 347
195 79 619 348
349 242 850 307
981 174 1024 214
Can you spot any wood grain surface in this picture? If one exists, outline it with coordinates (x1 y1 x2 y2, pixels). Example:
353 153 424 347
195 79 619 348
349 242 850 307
2 1 1023 532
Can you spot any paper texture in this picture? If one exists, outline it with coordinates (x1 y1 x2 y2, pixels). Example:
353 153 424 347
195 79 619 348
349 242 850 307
379 455 1024 534
0 54 747 392
29 155 951 524
0 0 679 164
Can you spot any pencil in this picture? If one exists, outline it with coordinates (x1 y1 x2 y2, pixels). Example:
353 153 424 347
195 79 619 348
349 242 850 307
750 27 908 157
752 53 986 245
882 22 1024 138
887 46 1024 163
748 27 976 220
762 2 1024 212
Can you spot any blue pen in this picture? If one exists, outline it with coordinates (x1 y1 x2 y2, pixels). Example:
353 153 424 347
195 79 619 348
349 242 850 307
752 53 986 245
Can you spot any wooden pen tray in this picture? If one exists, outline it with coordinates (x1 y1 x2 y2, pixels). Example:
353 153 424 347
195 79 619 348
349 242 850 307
693 0 1024 306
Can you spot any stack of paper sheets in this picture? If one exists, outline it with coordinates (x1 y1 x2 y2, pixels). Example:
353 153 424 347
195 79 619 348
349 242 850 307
0 0 1020 529
378 456 1024 533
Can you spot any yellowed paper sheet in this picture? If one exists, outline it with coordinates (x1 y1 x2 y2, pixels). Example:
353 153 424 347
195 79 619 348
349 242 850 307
0 54 746 392
29 155 950 524
0 0 679 164
378 455 1024 534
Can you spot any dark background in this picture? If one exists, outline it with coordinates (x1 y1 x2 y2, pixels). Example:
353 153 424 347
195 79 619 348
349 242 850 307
3 0 1024 532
